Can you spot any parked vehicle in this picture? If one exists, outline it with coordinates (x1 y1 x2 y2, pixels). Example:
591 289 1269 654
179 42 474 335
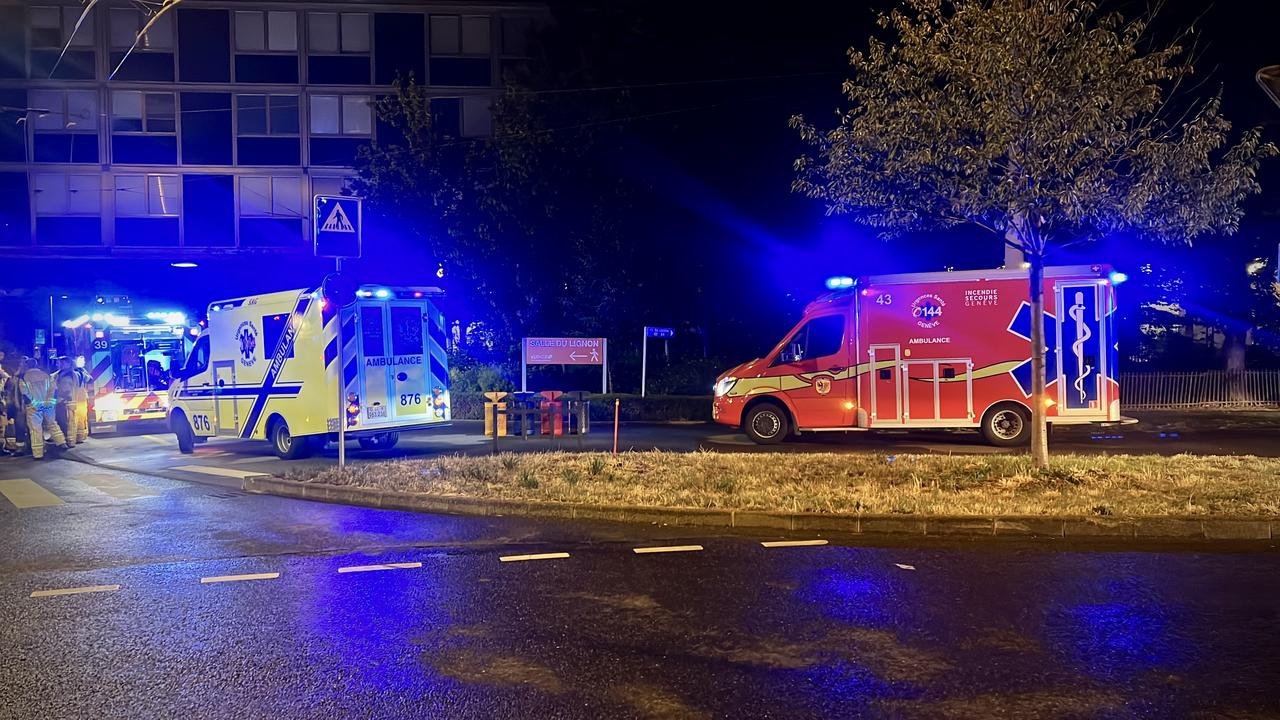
169 284 450 458
713 265 1123 446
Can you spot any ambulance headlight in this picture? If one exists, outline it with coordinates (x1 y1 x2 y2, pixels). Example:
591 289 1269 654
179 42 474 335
714 376 738 397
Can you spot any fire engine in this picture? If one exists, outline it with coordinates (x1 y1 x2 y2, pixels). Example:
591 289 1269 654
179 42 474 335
59 308 197 433
712 265 1123 446
168 283 450 459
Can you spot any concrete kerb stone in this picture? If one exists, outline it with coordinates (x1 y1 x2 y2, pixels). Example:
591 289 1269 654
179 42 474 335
239 476 1277 543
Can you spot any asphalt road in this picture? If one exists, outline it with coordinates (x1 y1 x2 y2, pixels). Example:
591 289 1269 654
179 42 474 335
45 409 1280 486
2 456 1279 719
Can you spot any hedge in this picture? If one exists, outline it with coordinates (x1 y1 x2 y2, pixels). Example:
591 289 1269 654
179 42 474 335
449 393 712 422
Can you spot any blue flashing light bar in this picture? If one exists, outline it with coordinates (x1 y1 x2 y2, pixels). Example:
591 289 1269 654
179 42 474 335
825 276 855 290
1107 271 1128 285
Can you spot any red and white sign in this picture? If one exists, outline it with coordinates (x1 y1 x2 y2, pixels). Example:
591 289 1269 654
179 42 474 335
524 337 604 365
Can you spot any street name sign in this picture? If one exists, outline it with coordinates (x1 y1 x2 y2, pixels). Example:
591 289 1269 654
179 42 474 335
645 326 675 338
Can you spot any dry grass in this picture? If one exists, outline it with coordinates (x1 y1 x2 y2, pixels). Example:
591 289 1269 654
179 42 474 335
290 451 1280 517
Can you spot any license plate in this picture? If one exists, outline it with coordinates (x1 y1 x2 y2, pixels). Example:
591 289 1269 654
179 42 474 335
366 405 388 419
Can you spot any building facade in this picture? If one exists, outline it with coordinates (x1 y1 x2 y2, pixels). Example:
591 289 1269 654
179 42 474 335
0 0 543 257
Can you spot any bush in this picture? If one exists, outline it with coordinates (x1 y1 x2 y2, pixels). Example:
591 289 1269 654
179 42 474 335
449 393 711 422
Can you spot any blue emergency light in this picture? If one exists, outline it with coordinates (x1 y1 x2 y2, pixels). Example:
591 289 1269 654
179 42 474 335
825 276 855 290
1108 271 1128 285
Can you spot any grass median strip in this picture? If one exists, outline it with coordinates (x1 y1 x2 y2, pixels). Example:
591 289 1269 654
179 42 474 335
289 451 1280 518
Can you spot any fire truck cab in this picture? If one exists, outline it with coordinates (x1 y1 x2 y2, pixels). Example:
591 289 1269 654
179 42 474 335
60 309 196 433
713 265 1122 446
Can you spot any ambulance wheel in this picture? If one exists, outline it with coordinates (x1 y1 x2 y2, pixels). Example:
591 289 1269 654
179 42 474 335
358 433 399 451
743 403 790 445
270 418 313 460
982 404 1031 447
172 414 195 454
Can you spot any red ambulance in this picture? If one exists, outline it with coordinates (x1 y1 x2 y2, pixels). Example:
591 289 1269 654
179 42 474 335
712 265 1122 445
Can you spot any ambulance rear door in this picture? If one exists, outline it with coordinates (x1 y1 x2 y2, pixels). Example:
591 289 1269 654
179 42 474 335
355 300 434 425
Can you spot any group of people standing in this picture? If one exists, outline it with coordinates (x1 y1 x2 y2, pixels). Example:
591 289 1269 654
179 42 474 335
0 351 91 460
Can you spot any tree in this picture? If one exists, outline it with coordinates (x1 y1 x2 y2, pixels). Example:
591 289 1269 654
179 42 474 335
790 0 1276 465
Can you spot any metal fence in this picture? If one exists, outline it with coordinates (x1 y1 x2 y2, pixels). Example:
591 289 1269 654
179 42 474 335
1121 371 1280 409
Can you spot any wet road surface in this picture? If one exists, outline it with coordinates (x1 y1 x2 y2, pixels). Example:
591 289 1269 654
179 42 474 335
2 457 1279 718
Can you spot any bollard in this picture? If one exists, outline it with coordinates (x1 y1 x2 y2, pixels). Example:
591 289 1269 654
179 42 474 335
491 401 500 454
539 390 565 437
483 391 509 437
612 397 620 456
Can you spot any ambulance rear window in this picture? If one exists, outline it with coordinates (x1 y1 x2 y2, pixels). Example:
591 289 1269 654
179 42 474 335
361 306 385 357
390 306 422 356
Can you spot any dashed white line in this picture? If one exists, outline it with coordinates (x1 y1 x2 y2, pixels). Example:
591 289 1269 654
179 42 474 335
200 572 280 584
761 539 829 548
337 562 423 574
894 563 917 571
30 584 120 598
632 545 704 554
499 552 570 563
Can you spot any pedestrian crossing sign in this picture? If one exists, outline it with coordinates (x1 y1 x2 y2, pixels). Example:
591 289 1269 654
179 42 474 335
313 195 362 258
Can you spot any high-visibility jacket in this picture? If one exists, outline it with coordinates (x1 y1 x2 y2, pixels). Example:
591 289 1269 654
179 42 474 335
20 368 58 409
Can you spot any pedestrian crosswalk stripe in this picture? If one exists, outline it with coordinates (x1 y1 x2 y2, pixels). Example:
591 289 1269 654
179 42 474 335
0 479 65 509
76 473 158 500
171 465 267 480
31 585 120 598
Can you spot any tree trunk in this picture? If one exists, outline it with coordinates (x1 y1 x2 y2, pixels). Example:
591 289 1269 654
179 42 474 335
1028 256 1049 467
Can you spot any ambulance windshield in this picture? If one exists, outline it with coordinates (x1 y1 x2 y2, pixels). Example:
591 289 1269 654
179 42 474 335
113 338 186 392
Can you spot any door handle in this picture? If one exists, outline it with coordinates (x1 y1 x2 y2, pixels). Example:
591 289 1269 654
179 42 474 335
217 379 225 387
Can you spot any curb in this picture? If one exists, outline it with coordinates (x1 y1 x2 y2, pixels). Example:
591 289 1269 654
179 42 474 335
241 476 1278 542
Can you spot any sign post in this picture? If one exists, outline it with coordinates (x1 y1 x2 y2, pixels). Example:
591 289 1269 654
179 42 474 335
640 327 674 398
521 337 607 395
315 195 362 469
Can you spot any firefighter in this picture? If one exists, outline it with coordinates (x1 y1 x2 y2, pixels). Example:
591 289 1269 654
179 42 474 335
3 355 28 455
19 357 68 459
54 356 89 444
73 355 90 441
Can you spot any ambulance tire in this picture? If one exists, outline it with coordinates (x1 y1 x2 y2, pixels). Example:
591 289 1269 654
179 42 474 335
270 418 313 460
172 414 195 454
743 402 790 445
981 404 1031 447
358 433 399 451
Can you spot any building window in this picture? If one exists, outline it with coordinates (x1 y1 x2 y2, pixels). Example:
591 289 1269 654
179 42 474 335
115 174 180 216
234 10 297 52
309 95 371 136
311 176 354 198
111 91 176 133
109 8 174 50
236 95 299 135
30 90 98 132
308 13 370 54
240 176 303 217
430 15 490 55
34 173 100 215
31 6 94 49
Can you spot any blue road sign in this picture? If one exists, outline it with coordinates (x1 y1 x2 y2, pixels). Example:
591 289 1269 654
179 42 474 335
645 326 675 338
314 195 362 259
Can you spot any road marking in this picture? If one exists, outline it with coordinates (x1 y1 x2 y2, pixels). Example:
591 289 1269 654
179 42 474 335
195 450 231 457
172 465 265 480
142 434 171 446
76 473 158 500
231 456 277 465
30 584 120 598
632 545 704 554
200 572 280 584
0 479 65 509
894 563 917 571
499 552 570 563
761 539 829 548
337 562 423 574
